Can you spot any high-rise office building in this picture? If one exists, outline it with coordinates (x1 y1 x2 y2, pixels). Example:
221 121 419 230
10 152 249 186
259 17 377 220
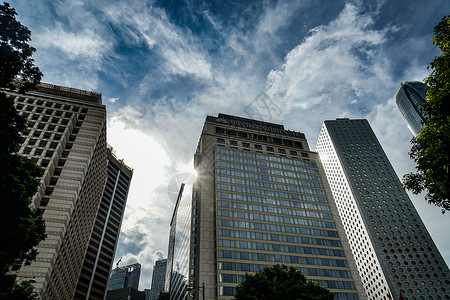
74 145 133 300
316 118 450 300
167 113 367 299
395 81 428 136
165 184 192 300
107 263 142 291
151 259 168 300
9 83 108 299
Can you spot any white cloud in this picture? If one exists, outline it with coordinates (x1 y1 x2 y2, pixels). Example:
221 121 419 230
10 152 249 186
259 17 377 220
107 113 171 207
108 97 119 103
34 19 109 60
102 1 212 79
265 3 391 113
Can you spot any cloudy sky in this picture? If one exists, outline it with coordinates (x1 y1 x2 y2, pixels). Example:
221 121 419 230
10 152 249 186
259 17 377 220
11 0 450 290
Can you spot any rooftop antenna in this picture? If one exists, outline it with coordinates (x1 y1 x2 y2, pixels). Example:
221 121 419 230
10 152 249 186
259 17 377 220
116 257 122 269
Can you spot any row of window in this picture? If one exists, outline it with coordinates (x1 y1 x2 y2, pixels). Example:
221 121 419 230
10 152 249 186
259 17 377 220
218 199 331 217
216 168 321 183
216 147 313 166
215 127 304 148
216 161 320 176
218 262 352 279
217 183 326 197
217 138 305 156
218 239 345 257
219 272 354 289
216 153 317 174
217 217 335 231
217 174 323 189
219 232 341 245
16 95 88 112
217 207 332 221
218 226 339 241
218 191 328 205
218 250 348 267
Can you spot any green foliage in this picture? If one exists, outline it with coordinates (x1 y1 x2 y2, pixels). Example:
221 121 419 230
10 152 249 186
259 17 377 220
234 265 334 300
403 16 450 213
0 2 42 92
0 279 39 300
0 2 45 299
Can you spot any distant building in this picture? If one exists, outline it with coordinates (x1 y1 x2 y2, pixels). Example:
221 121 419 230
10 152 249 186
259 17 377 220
166 114 366 299
74 146 133 299
395 81 428 136
106 286 146 300
107 263 142 291
144 288 151 300
316 118 450 300
9 83 107 299
150 259 167 300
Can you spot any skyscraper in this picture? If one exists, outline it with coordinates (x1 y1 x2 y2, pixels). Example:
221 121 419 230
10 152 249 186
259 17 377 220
395 81 428 136
107 263 142 291
74 145 133 300
170 113 366 299
9 83 108 299
165 184 191 300
316 118 450 300
150 259 168 300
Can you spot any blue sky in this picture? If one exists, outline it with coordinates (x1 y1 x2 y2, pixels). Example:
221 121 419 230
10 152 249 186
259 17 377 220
11 0 450 290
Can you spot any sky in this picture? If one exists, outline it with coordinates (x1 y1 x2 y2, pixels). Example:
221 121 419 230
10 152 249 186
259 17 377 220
10 0 450 291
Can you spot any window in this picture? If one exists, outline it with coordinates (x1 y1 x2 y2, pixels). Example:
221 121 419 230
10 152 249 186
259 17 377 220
255 144 262 150
220 286 235 296
216 127 225 134
273 137 282 144
267 146 274 152
238 131 248 138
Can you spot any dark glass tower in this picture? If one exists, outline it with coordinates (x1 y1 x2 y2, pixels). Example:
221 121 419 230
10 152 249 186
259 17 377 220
151 259 168 300
316 118 450 300
165 184 192 300
178 113 366 300
107 263 142 291
395 81 428 136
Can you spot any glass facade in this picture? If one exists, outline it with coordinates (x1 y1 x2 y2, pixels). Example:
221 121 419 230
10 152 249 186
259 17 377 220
166 184 192 300
188 114 366 300
107 263 141 291
316 118 450 300
395 81 427 136
150 259 167 300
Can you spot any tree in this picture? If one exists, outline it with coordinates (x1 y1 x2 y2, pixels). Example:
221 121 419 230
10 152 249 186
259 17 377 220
0 2 45 299
234 265 334 300
402 16 450 213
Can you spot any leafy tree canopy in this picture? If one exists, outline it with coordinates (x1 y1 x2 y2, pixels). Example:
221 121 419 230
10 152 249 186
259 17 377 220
234 264 334 300
0 2 45 299
403 16 450 213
